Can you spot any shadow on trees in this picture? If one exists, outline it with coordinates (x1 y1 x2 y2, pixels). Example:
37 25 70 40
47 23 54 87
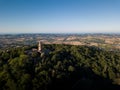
48 66 120 90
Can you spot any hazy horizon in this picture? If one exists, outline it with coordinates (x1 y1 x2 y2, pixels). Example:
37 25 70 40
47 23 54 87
0 0 120 33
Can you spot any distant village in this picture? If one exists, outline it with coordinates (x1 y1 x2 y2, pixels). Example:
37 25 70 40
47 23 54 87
0 33 120 50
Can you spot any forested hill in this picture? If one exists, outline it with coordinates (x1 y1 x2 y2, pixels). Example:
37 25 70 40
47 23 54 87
0 44 120 90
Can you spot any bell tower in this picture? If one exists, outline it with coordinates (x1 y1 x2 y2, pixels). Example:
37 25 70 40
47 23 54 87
38 41 42 53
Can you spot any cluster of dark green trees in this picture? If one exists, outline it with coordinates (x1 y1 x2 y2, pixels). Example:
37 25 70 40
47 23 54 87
0 44 120 90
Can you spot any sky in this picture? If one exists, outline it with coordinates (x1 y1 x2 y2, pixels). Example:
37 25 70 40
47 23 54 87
0 0 120 33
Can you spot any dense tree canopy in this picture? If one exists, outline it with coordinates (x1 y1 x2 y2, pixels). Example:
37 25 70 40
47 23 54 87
0 44 120 90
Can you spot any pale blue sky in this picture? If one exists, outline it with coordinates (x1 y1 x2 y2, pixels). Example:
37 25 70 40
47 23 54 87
0 0 120 33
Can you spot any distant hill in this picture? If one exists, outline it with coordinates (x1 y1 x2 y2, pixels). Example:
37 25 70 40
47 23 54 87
0 33 120 50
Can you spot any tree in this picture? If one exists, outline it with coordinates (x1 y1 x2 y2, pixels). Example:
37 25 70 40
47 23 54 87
68 65 75 72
